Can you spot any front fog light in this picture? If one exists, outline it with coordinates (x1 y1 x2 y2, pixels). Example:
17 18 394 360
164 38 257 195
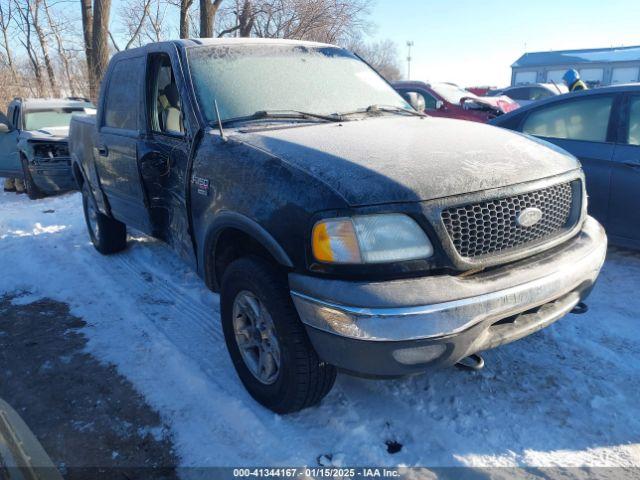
392 344 447 365
312 213 433 264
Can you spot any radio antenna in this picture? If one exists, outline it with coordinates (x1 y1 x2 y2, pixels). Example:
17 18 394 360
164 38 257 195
214 99 226 142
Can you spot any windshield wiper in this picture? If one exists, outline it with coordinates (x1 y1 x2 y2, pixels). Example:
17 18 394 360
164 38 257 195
219 110 343 126
338 104 426 118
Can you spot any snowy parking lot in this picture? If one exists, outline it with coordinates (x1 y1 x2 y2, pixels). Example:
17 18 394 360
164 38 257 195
1 188 639 471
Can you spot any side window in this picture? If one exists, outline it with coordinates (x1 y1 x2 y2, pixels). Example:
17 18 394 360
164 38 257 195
104 59 140 130
398 89 437 111
420 90 438 110
530 88 552 101
148 54 184 136
523 96 614 142
506 87 530 101
627 97 640 146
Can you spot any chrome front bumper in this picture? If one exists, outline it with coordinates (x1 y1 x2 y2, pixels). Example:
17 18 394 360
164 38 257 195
290 216 607 376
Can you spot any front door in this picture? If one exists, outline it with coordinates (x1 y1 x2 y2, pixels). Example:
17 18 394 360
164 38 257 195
521 94 618 227
138 50 195 264
0 111 20 177
95 55 153 233
609 94 640 247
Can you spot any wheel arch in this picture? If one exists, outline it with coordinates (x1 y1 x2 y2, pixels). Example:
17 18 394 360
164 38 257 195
202 211 294 292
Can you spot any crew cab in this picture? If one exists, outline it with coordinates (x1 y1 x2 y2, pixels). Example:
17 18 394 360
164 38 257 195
0 97 94 199
69 39 607 413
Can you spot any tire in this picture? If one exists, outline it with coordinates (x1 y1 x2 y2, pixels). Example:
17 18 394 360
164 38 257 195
20 156 43 200
81 182 127 254
220 256 336 413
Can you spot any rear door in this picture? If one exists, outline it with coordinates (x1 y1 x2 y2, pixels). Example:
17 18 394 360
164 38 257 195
521 94 618 227
95 55 153 233
608 93 640 246
0 108 20 177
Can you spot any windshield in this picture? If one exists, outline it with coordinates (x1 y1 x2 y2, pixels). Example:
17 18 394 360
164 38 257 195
187 44 409 123
24 108 88 130
430 83 479 104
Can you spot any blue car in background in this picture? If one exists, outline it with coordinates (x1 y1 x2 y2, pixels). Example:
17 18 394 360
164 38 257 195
490 84 640 249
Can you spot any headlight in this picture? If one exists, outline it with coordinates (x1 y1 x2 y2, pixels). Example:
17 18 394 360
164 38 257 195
311 213 433 264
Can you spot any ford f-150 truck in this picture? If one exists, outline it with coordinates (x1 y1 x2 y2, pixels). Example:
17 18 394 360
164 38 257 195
69 38 607 414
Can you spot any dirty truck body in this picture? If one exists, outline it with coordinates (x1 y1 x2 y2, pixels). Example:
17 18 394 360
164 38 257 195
69 38 607 413
0 98 93 197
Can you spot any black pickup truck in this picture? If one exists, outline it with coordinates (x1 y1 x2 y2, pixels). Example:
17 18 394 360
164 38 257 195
69 38 607 413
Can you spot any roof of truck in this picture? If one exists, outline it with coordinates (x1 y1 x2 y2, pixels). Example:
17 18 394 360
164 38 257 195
177 37 335 48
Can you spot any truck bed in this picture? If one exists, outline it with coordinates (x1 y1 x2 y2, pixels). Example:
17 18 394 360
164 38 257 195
69 113 96 184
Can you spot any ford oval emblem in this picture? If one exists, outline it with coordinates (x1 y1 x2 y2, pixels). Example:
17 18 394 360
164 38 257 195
516 207 543 227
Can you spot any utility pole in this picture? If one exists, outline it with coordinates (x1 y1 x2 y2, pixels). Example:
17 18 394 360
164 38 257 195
406 40 414 80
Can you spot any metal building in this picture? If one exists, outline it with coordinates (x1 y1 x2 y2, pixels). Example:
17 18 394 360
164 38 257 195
511 45 640 87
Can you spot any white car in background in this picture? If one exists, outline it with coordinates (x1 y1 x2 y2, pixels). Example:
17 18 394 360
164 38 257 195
488 83 568 106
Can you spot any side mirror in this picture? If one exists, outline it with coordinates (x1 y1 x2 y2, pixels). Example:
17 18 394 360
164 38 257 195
435 100 444 110
0 123 10 134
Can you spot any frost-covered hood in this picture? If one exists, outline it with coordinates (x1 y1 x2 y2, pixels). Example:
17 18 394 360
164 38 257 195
21 126 69 140
234 116 580 206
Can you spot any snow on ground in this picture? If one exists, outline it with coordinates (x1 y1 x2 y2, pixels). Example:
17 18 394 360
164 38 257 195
1 188 639 471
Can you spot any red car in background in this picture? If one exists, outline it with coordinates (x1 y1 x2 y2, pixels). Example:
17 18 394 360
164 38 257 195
392 81 519 123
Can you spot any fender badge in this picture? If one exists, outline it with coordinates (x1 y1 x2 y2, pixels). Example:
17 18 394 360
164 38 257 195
516 207 543 227
191 175 210 196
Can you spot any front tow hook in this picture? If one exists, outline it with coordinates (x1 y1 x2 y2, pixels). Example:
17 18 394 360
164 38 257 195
571 302 589 315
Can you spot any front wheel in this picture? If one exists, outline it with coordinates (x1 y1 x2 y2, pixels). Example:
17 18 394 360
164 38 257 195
20 156 43 200
81 182 127 254
220 256 336 413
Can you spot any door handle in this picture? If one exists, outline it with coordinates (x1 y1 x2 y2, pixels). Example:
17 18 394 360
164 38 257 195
97 145 108 157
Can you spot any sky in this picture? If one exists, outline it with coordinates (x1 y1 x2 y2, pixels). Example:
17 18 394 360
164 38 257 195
368 0 640 87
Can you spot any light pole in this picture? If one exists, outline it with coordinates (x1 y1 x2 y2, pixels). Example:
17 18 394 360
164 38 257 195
406 41 414 80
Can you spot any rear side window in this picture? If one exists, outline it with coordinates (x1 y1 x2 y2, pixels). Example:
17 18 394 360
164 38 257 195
627 97 640 146
104 58 141 130
522 96 613 142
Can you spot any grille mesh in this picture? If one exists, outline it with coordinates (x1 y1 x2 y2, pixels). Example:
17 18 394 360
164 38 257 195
441 181 576 259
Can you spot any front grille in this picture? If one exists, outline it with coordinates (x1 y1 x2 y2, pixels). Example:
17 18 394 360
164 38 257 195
441 181 578 259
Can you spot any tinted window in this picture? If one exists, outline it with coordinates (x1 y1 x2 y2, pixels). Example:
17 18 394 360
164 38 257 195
523 96 613 142
104 59 140 130
627 97 640 146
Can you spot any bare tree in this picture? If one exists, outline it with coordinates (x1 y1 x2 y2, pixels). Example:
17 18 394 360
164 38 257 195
349 38 401 81
118 0 170 49
179 0 193 38
43 0 77 95
80 0 111 101
13 0 46 95
26 0 60 96
199 0 222 37
218 0 371 43
120 0 152 49
0 0 18 83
